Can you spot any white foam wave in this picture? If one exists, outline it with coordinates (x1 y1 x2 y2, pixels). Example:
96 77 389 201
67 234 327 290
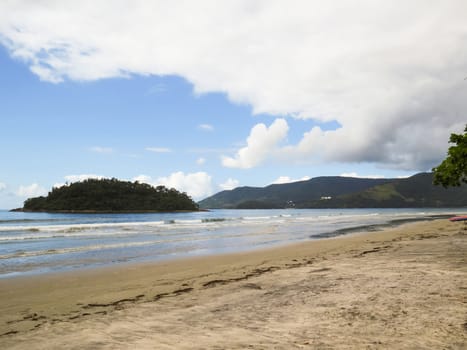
0 220 167 233
0 240 165 260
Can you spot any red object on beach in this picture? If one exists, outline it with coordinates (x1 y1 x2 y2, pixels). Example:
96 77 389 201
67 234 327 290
449 215 467 222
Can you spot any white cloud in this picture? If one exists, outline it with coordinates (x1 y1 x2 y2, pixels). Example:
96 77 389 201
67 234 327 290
132 172 213 200
17 184 47 198
89 146 113 154
54 174 105 188
340 172 385 179
132 175 153 184
196 157 206 165
222 118 288 168
145 147 172 153
0 182 6 191
1 1 466 170
198 124 214 132
272 176 310 184
65 174 105 183
219 178 239 191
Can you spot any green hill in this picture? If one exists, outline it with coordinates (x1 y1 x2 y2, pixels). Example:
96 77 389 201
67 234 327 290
330 173 467 208
199 173 467 209
199 176 391 209
16 178 199 213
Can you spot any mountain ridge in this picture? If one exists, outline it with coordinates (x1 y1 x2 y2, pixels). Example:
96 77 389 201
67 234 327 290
199 173 467 209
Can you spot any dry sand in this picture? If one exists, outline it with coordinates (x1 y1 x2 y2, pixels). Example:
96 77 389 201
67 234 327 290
0 219 466 349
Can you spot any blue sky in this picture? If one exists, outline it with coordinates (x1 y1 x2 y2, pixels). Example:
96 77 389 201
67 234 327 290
1 2 466 208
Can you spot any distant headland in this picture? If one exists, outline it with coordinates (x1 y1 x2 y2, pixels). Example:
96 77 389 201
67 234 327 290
199 172 467 209
11 178 199 213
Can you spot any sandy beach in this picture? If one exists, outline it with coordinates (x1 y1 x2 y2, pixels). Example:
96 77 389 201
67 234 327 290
0 219 466 349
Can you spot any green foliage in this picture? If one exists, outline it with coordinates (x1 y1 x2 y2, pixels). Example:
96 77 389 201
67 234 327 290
22 178 199 212
199 177 391 209
433 125 467 187
235 200 281 209
199 173 467 209
360 183 404 201
331 173 466 208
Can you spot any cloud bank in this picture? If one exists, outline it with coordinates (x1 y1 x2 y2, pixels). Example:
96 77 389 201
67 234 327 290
340 172 385 179
1 1 466 170
219 178 240 191
54 174 105 188
133 172 213 200
272 176 310 185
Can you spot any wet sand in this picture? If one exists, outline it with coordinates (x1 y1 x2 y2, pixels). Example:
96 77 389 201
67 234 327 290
1 219 466 349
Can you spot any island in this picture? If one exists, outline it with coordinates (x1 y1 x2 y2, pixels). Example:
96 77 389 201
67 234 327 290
13 178 199 213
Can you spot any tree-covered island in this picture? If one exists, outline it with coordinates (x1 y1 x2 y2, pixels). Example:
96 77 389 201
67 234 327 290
14 178 199 213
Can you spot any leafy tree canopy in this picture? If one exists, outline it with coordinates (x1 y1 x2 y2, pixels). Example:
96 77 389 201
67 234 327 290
433 125 467 187
21 178 199 212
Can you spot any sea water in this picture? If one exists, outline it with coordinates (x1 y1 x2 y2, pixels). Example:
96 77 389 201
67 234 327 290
0 208 460 278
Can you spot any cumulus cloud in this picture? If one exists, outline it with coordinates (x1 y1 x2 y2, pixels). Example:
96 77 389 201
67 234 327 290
272 176 310 184
1 1 466 170
222 118 288 168
0 182 6 191
219 178 239 191
54 174 105 188
196 157 206 165
145 147 171 153
340 172 385 179
65 174 105 183
132 172 213 200
133 175 153 184
17 184 47 197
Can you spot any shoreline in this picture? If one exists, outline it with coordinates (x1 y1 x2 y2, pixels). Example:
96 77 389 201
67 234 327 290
9 208 206 213
310 213 453 239
0 213 455 280
1 218 466 348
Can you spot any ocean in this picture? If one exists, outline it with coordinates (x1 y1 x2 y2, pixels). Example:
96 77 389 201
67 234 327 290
0 208 460 278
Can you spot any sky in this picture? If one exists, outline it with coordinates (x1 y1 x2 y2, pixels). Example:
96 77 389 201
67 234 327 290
0 1 466 209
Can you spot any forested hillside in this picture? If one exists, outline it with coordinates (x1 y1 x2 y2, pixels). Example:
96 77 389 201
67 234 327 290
18 178 199 212
199 173 467 209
